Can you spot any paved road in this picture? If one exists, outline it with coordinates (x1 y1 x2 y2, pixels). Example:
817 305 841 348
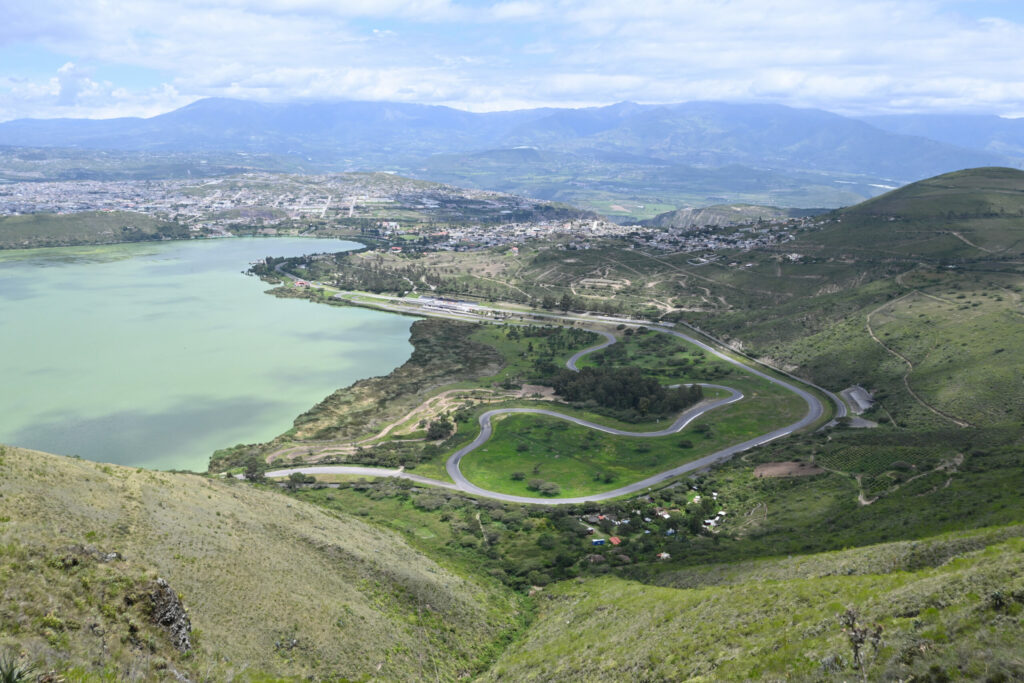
441 322 828 504
267 272 839 501
444 385 743 504
334 289 846 419
269 322 831 504
566 330 617 370
264 464 459 490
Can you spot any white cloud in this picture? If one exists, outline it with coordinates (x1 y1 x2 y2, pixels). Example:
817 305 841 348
3 0 1024 119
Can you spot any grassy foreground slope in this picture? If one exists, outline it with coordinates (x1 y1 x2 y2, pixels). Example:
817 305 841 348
0 446 522 681
484 532 1024 682
0 211 190 249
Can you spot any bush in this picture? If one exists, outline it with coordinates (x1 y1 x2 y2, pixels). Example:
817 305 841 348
0 653 36 683
539 482 561 496
427 416 454 440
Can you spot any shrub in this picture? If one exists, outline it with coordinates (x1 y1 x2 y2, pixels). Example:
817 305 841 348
539 482 561 496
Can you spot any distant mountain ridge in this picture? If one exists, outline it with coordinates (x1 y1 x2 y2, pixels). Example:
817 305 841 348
0 98 1011 177
862 114 1024 158
2 99 1021 215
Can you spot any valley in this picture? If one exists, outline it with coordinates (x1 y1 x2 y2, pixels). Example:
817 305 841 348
3 167 1024 681
8 1 1024 679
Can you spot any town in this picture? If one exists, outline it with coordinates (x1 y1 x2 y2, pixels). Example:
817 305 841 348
1 171 819 255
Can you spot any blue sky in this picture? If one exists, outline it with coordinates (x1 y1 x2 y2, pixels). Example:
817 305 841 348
2 0 1024 121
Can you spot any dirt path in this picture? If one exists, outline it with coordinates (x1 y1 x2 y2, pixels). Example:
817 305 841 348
265 384 559 464
478 275 531 299
865 292 971 428
950 231 994 254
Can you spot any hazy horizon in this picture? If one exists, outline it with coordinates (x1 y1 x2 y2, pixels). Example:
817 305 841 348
6 95 1024 125
4 0 1024 123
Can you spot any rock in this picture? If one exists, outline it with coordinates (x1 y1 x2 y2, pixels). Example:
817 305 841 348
149 578 192 652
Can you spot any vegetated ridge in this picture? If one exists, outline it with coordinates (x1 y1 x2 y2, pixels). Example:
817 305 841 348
0 445 522 680
0 211 189 249
644 203 826 229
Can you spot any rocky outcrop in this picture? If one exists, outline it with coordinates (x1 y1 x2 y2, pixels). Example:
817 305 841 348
148 578 192 652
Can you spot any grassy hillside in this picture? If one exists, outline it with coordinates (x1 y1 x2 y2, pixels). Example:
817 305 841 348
0 211 189 249
483 533 1024 682
644 203 822 229
0 445 523 680
842 167 1024 219
802 167 1024 259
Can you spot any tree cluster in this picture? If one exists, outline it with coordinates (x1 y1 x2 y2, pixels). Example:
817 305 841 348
550 366 702 419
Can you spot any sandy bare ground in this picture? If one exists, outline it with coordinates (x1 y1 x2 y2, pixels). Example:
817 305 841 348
266 384 557 464
753 461 825 478
579 277 630 289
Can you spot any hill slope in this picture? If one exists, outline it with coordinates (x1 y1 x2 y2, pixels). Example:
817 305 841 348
840 166 1024 220
0 445 522 680
863 113 1024 158
797 167 1024 259
644 203 823 229
484 532 1024 682
0 211 188 249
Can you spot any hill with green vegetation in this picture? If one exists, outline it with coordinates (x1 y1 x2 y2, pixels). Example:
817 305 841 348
0 211 190 249
484 531 1024 682
799 167 1024 259
0 445 523 681
841 166 1024 220
644 203 823 229
4 166 1024 680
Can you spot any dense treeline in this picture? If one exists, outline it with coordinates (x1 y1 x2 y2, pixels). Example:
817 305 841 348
550 366 703 420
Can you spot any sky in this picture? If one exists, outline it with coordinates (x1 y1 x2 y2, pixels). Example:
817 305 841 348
2 0 1024 121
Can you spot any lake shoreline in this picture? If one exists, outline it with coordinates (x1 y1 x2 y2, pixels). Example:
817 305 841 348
0 237 414 471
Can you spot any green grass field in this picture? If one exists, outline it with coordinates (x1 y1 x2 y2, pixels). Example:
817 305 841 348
452 327 809 498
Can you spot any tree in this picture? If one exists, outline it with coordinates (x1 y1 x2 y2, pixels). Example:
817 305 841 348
287 472 316 489
426 416 454 440
244 459 265 483
539 482 561 496
638 396 650 417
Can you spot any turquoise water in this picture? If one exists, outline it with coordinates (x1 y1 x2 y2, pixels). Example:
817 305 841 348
0 238 413 471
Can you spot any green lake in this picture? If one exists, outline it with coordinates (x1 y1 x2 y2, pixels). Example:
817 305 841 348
0 238 413 471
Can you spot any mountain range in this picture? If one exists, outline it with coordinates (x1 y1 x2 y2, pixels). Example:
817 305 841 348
2 99 1022 217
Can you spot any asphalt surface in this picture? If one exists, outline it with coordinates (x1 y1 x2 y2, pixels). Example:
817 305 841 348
267 317 832 504
565 330 617 370
444 384 743 504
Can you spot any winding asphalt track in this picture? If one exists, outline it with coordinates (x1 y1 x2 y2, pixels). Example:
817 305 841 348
268 322 833 504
